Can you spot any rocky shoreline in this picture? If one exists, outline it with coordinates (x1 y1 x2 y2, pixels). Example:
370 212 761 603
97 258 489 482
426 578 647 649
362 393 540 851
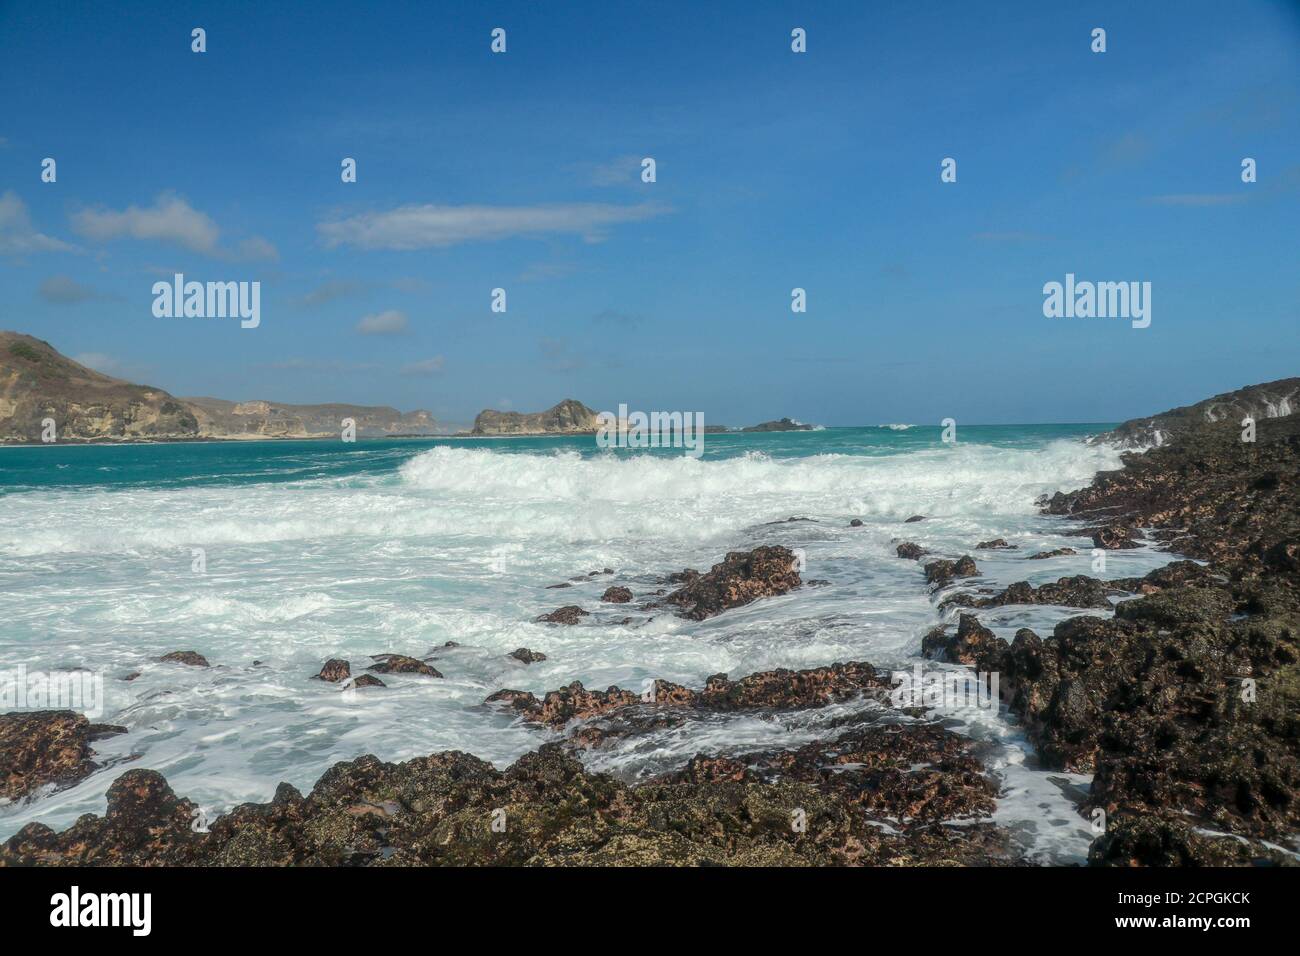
2 390 1297 866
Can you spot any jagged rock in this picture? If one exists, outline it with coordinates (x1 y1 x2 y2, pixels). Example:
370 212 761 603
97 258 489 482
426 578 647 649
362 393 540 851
975 539 1013 550
535 605 589 625
508 648 547 664
1027 548 1077 559
923 556 978 587
663 546 801 620
896 542 928 560
600 586 633 604
365 654 442 677
485 661 889 729
0 711 127 801
922 614 1008 670
314 659 351 683
943 575 1115 611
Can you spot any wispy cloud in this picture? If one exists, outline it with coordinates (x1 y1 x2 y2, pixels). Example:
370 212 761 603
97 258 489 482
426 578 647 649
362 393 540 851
71 193 278 261
539 337 585 372
585 154 645 187
0 192 75 255
39 275 114 304
400 356 445 377
318 202 669 250
297 279 364 308
355 309 408 335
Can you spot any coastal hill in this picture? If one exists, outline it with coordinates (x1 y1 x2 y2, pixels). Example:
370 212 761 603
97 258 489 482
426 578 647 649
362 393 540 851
0 331 436 442
470 399 599 436
1093 376 1299 447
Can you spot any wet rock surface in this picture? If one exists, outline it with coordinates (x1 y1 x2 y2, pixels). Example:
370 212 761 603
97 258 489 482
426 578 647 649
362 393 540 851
158 650 209 667
896 542 928 560
944 413 1300 862
662 546 802 620
535 605 590 625
486 660 891 730
924 556 979 587
0 711 127 802
366 654 442 677
0 733 1016 867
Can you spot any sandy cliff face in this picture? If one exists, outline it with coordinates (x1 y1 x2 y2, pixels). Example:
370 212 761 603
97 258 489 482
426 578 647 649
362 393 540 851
470 398 599 435
0 331 436 442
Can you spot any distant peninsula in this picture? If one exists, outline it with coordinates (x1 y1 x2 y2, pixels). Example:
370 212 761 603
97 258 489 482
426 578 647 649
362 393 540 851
0 331 437 443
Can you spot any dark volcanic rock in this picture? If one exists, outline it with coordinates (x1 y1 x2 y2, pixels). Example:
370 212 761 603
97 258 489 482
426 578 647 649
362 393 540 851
896 542 928 560
486 661 890 730
507 648 547 664
923 556 979 587
1087 525 1141 550
158 650 209 667
975 539 1013 550
314 659 352 683
349 675 386 689
0 736 1016 867
904 515 926 523
1027 548 1077 560
600 586 633 604
366 654 442 677
849 518 864 527
664 546 801 620
922 614 1009 670
943 575 1116 611
0 711 127 802
535 605 590 625
1092 377 1299 449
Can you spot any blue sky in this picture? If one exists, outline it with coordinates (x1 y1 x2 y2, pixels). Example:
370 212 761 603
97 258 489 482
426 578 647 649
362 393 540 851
1 0 1297 426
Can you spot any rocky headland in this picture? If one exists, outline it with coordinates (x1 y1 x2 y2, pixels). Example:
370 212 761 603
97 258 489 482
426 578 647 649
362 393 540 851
0 332 437 442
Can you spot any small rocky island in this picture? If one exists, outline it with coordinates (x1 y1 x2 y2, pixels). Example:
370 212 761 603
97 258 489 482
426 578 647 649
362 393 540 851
742 417 814 432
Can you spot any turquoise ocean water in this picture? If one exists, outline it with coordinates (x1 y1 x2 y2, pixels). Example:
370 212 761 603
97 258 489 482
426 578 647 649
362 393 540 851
1 423 1176 861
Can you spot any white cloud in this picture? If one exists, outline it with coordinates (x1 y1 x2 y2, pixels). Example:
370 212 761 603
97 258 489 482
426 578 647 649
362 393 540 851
0 192 75 255
587 155 644 186
401 356 445 377
356 309 408 335
318 202 669 250
70 193 277 260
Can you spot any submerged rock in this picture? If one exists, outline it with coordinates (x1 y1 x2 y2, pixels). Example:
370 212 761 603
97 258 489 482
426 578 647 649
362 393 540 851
158 650 209 667
507 648 547 664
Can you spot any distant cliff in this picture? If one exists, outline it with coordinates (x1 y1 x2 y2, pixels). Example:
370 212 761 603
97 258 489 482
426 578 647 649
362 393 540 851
1092 377 1299 447
470 399 599 436
0 331 437 442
